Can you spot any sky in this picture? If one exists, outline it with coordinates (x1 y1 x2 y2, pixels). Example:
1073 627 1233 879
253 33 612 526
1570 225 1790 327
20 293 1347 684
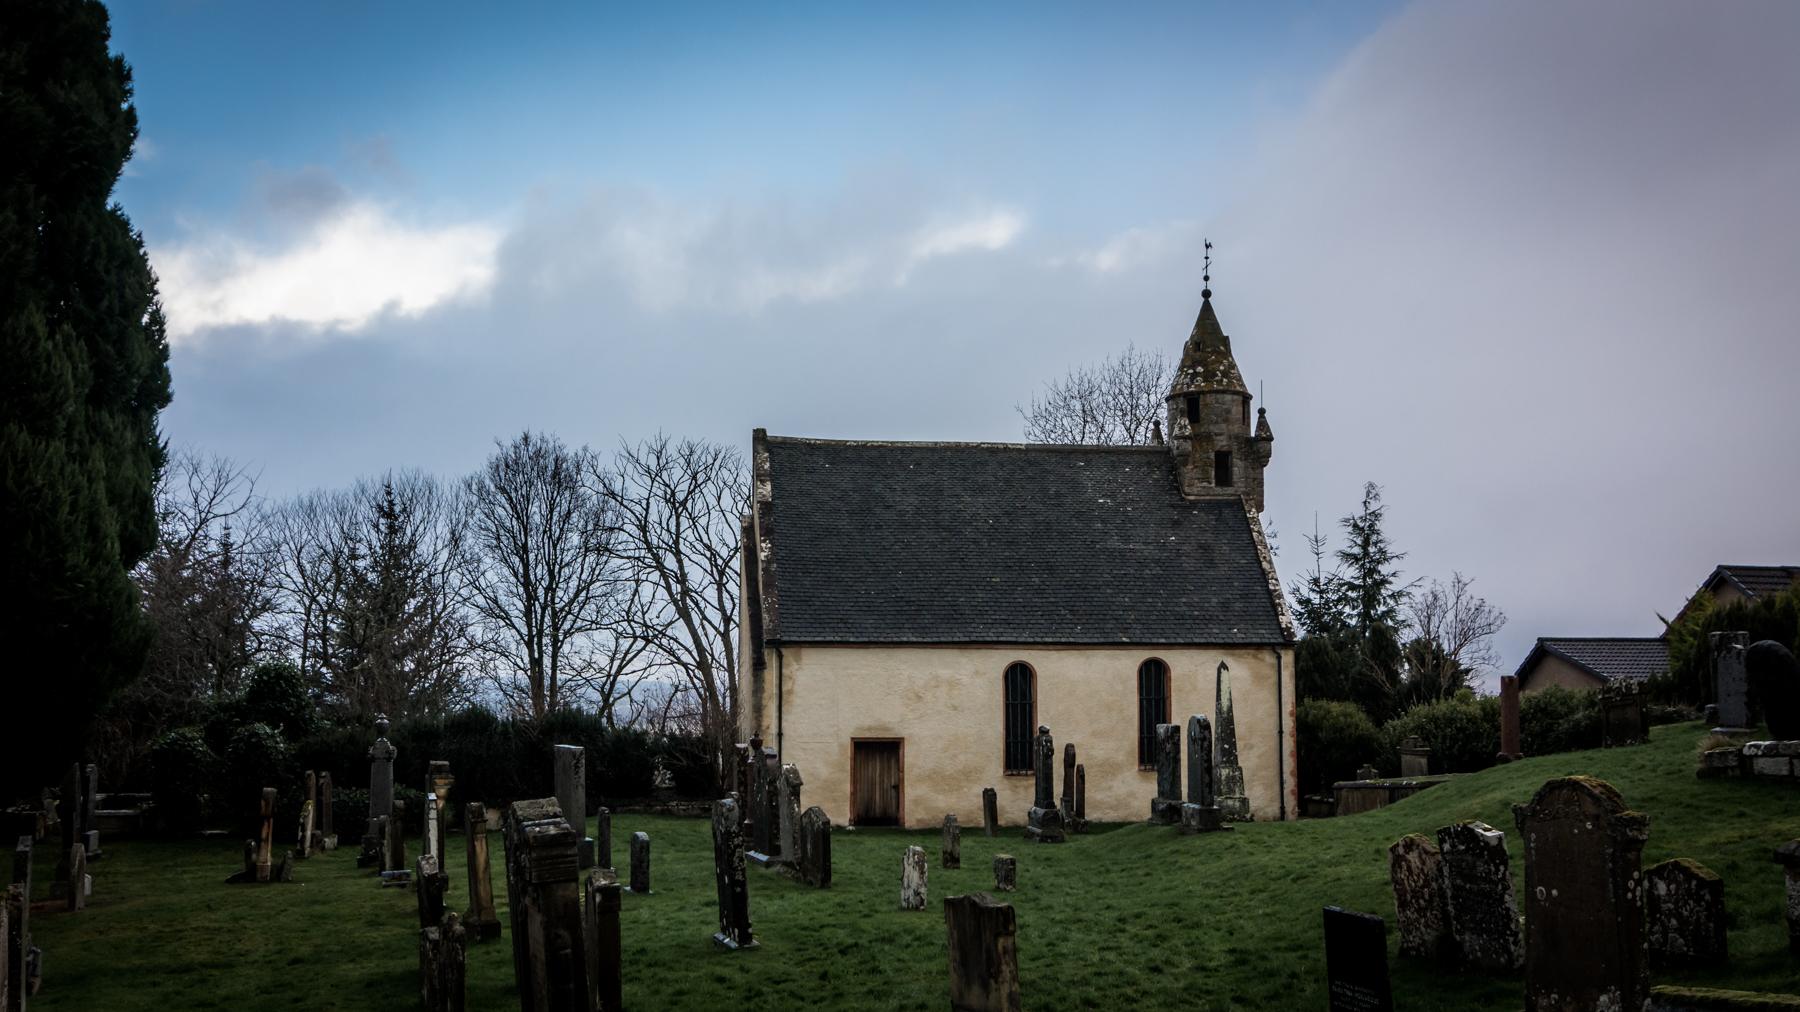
109 1 1800 686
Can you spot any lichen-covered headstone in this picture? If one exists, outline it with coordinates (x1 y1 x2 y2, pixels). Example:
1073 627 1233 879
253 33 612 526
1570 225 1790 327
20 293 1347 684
416 854 447 929
462 802 502 942
255 787 276 884
318 771 336 850
901 845 928 911
1645 858 1726 966
506 798 587 1010
981 788 998 838
1149 723 1182 825
992 855 1016 893
418 910 467 1012
710 798 756 950
1436 821 1522 970
1512 776 1649 1012
798 805 832 888
1182 715 1222 833
1388 834 1449 959
942 814 962 870
944 893 1020 1012
586 870 623 1009
1709 631 1751 731
1215 661 1250 821
777 764 803 865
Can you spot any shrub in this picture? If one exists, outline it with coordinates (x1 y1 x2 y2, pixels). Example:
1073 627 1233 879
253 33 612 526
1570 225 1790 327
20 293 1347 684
1518 685 1600 756
223 722 295 833
1297 699 1384 794
1380 694 1500 775
241 659 314 738
149 727 216 834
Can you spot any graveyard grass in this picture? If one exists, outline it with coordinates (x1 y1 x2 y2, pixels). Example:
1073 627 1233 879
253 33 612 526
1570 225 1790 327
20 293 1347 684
25 722 1800 1010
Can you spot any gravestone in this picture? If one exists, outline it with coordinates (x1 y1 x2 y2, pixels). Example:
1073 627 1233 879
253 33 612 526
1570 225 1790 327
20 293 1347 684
4 884 23 1012
1023 727 1065 843
1074 764 1086 829
1600 682 1648 747
993 855 1016 893
1710 632 1751 732
318 771 336 850
941 813 962 869
51 764 77 894
1356 765 1379 781
1150 723 1182 825
1387 834 1449 959
628 832 650 894
274 849 294 883
596 807 612 870
63 845 85 911
1436 821 1523 970
424 793 441 876
981 788 998 838
1059 744 1077 827
361 714 397 868
1748 640 1800 739
552 745 595 870
418 910 467 1012
388 801 409 873
1513 776 1650 1012
1182 714 1223 834
1498 675 1522 761
505 798 588 1011
1323 907 1392 1012
944 893 1020 1012
1214 661 1250 821
428 761 454 869
301 771 317 857
797 805 832 888
710 798 756 950
758 749 782 860
296 800 315 861
586 871 623 1010
741 737 762 843
80 764 99 861
776 764 803 866
463 803 502 942
901 846 928 911
1645 858 1726 966
416 854 447 929
255 787 276 883
1397 737 1431 778
1776 840 1800 954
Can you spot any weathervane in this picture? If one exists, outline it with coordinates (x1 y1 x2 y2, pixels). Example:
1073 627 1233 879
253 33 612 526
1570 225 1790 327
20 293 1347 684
1202 238 1214 299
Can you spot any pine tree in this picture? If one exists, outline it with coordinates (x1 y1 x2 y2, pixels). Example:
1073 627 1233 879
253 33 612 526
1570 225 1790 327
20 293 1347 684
1 0 173 790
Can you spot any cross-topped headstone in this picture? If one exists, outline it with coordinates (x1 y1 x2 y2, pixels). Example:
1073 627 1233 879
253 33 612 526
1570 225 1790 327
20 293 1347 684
1024 726 1065 843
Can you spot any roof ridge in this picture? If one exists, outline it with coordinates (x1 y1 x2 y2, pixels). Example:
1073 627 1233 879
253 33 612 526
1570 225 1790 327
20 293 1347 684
764 433 1165 453
1538 635 1667 643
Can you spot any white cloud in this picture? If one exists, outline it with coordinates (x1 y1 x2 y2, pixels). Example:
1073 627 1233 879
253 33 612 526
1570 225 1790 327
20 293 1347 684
154 202 501 343
1063 220 1200 275
902 209 1025 278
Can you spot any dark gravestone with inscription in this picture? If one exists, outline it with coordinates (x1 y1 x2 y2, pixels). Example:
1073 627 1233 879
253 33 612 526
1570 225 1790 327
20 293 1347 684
1323 907 1392 1012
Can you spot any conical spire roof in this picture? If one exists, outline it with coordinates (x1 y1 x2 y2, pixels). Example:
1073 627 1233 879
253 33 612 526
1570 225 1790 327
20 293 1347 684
1171 293 1247 395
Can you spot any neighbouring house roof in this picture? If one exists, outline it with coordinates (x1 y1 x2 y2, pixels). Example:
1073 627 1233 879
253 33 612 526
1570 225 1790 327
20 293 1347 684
1514 637 1669 686
752 434 1292 645
1670 564 1800 627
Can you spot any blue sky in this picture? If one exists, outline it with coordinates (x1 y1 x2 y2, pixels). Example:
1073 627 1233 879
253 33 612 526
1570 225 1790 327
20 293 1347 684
105 1 1800 681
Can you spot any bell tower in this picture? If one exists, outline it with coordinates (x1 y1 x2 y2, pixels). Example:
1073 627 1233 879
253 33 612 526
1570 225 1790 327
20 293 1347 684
1165 249 1273 511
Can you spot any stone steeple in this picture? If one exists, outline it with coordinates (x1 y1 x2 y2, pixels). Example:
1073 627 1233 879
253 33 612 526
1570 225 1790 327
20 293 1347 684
1165 288 1273 511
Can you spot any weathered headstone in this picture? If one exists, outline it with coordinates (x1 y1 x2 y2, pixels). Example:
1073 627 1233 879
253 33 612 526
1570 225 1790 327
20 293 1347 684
1074 764 1086 828
1710 632 1751 732
1397 737 1431 778
296 799 315 861
942 814 961 869
1023 726 1065 843
417 854 447 929
1182 714 1223 833
388 801 409 873
944 893 1020 1012
776 764 803 865
274 849 295 883
1749 640 1800 740
1059 744 1076 826
1498 675 1522 761
361 714 397 868
1323 907 1392 1012
711 798 756 949
552 744 595 870
628 832 650 894
1600 682 1648 747
901 845 928 911
80 764 100 861
1646 858 1726 966
981 788 998 838
1436 820 1523 970
423 792 442 876
63 845 85 912
992 855 1016 893
318 770 336 850
1513 776 1649 1012
595 807 612 871
1214 661 1250 821
797 805 832 888
428 760 454 869
1149 723 1182 825
301 770 317 856
757 748 782 861
255 787 276 884
1387 834 1449 959
741 737 762 842
506 798 588 1011
586 871 622 1010
4 884 22 1012
419 910 467 1012
462 803 502 942
1776 840 1800 955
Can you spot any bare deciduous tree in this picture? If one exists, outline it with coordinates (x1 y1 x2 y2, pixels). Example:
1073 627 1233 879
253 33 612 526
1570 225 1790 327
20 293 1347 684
1018 343 1172 445
593 434 747 787
1405 571 1507 699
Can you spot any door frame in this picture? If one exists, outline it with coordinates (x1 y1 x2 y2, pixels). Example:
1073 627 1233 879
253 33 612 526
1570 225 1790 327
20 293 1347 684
849 737 905 828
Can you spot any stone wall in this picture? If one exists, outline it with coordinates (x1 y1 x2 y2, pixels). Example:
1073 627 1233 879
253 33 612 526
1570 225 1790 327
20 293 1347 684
1697 741 1800 783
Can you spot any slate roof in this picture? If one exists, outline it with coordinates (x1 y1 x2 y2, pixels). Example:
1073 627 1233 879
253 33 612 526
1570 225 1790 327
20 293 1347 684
756 435 1290 645
1712 564 1800 600
1514 637 1669 685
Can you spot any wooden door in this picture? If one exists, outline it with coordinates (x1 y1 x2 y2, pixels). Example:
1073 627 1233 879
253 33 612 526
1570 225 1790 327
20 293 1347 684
852 739 903 826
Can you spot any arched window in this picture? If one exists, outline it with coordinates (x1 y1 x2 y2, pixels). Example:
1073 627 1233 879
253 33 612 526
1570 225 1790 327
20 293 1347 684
1003 662 1035 774
1137 658 1171 768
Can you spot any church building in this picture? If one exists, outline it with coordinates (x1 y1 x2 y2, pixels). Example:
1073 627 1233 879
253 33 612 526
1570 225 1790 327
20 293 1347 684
737 286 1297 827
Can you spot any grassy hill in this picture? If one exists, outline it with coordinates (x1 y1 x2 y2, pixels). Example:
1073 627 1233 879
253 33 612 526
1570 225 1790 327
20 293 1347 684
25 721 1800 1009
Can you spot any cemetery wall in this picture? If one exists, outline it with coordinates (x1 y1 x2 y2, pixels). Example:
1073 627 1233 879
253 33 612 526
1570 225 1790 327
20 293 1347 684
759 642 1296 827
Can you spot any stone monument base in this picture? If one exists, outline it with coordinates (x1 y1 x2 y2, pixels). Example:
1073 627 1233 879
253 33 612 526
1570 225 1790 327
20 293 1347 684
1024 805 1066 843
713 931 761 951
1148 799 1182 825
1180 803 1225 834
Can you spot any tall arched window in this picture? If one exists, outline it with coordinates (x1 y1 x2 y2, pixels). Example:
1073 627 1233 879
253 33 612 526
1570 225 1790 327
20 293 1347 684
1003 662 1035 774
1137 658 1171 768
